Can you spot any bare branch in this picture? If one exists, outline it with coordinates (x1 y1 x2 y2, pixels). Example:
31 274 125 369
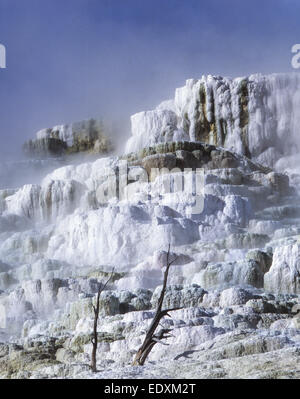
152 339 169 345
90 268 115 372
132 245 181 366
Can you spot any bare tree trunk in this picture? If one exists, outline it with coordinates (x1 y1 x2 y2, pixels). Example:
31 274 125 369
91 270 114 372
132 245 180 366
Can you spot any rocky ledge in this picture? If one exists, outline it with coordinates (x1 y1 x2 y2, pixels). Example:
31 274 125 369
23 119 113 158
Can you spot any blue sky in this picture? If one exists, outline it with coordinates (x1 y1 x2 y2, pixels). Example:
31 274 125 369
0 0 300 157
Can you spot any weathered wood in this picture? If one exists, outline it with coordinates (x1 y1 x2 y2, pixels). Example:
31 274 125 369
132 245 180 366
91 269 114 372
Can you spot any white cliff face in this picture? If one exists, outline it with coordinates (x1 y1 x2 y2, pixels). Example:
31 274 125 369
0 146 295 299
126 110 188 152
0 77 299 300
4 180 85 223
264 240 300 294
126 73 300 168
0 145 271 273
1 73 300 379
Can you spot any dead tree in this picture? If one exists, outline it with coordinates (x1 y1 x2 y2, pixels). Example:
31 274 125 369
91 270 114 372
132 245 180 366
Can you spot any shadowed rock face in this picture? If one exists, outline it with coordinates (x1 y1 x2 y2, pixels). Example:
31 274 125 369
124 141 272 176
23 138 67 158
23 119 113 158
